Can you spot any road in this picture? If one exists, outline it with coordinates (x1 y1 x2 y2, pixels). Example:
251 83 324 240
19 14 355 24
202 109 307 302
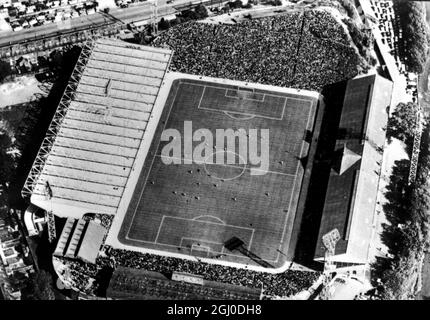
418 56 430 115
0 0 198 48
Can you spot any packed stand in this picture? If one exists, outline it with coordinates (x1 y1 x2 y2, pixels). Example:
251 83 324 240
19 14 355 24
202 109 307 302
370 0 418 102
109 269 261 300
82 213 114 230
59 245 319 298
55 256 100 294
153 10 365 91
105 247 319 298
294 10 364 90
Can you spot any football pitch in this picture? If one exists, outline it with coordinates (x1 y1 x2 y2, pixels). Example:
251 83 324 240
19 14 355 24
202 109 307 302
117 78 321 269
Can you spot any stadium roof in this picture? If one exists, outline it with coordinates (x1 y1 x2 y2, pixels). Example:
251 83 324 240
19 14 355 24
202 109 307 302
77 221 106 264
333 146 362 175
54 217 75 257
315 74 393 264
24 38 172 217
54 218 106 264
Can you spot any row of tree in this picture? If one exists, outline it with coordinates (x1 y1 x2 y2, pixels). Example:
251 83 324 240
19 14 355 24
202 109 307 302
392 0 430 74
371 102 430 299
386 101 419 152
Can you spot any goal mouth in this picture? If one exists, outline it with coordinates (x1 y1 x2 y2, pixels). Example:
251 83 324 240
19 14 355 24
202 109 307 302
225 88 265 102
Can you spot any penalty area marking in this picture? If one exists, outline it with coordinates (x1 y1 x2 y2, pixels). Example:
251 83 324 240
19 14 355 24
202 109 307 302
192 215 227 225
223 111 256 120
180 237 225 248
154 215 255 249
195 83 288 120
191 244 210 256
224 89 265 102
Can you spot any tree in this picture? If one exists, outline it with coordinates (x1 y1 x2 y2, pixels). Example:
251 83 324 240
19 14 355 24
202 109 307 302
341 0 359 20
182 9 198 21
158 18 171 31
0 59 12 83
392 1 430 73
232 0 243 9
386 102 419 147
343 18 374 64
23 270 56 300
272 0 282 6
194 4 208 19
49 50 64 71
371 119 430 299
134 32 152 45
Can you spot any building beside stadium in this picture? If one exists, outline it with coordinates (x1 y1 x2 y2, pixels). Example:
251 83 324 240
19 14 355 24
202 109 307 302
54 217 106 264
22 38 392 273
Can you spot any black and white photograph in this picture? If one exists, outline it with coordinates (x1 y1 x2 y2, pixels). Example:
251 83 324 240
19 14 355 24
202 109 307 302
0 0 429 311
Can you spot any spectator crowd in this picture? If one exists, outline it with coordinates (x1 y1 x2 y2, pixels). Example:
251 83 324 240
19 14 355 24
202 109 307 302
59 245 319 298
104 247 319 298
153 10 366 91
59 9 373 299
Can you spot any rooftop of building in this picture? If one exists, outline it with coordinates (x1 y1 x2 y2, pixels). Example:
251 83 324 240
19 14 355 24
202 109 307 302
314 74 393 263
24 38 172 217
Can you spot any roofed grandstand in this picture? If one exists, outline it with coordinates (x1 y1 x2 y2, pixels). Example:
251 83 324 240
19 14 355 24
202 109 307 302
22 38 173 216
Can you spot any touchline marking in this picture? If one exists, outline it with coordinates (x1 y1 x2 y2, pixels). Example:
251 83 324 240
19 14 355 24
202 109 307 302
248 229 255 252
223 111 256 120
305 99 315 131
275 99 315 264
197 85 206 111
154 215 166 244
125 80 182 239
